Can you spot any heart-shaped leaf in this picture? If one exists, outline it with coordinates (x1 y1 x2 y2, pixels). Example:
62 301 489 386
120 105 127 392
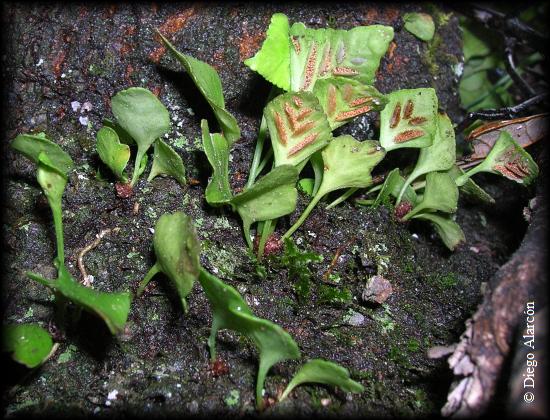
265 91 332 167
159 33 241 145
403 171 458 221
111 87 170 186
380 88 438 152
147 139 186 186
231 165 299 248
28 265 131 335
201 119 232 205
244 13 291 91
456 131 539 186
289 22 394 91
198 269 300 409
280 359 364 401
96 126 131 182
397 112 456 203
137 212 201 313
412 212 465 250
2 324 54 369
313 78 387 129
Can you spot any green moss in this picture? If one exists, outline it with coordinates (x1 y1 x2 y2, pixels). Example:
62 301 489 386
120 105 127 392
407 338 420 353
318 285 352 306
426 272 459 290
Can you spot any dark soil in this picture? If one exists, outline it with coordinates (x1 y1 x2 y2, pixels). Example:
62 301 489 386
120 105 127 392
0 3 535 418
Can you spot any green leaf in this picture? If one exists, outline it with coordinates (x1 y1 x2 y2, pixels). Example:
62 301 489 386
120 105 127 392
289 22 394 91
456 132 539 187
96 126 130 182
446 165 495 205
137 212 201 313
159 33 241 145
28 265 131 335
283 136 385 239
147 139 187 186
244 13 291 91
198 269 300 409
11 133 74 175
403 13 435 42
231 165 299 248
373 168 417 206
379 88 439 152
265 91 332 167
2 324 54 368
318 136 385 195
312 78 387 129
298 178 314 196
403 171 458 220
102 118 134 145
397 113 456 203
280 359 364 400
111 87 171 186
201 119 232 205
413 212 465 250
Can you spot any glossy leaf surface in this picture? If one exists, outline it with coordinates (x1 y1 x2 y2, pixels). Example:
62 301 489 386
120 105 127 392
2 324 54 369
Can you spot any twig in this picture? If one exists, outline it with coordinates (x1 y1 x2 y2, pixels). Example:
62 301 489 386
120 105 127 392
322 236 357 282
77 228 120 287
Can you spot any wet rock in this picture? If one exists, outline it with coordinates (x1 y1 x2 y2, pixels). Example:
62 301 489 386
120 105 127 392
362 275 393 304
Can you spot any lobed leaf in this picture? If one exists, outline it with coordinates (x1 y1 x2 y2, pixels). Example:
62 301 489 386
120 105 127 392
11 133 74 176
159 33 241 145
456 131 539 186
403 171 458 220
231 165 299 248
289 22 394 91
403 13 435 42
280 359 364 400
379 88 438 152
313 78 387 129
28 265 131 335
138 212 201 313
198 269 300 409
265 91 332 167
201 119 232 205
148 139 187 186
2 324 54 369
412 212 465 250
318 135 386 196
244 13 291 91
96 126 131 182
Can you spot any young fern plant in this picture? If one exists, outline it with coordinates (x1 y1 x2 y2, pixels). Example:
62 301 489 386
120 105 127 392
97 87 186 189
11 134 132 335
137 212 201 313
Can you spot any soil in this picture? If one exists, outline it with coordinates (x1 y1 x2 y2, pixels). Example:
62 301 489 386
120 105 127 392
0 3 536 418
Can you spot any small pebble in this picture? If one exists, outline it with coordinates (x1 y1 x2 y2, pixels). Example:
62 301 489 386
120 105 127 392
362 275 393 304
